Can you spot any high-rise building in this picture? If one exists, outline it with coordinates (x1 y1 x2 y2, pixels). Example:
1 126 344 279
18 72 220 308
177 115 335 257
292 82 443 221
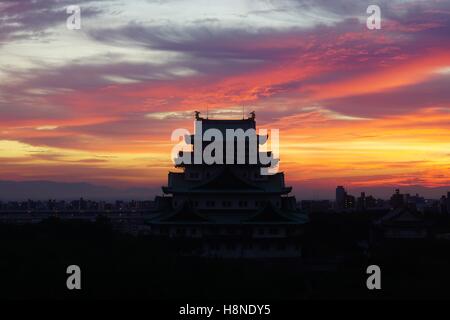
336 186 347 210
357 192 366 210
345 194 356 209
447 192 450 214
439 195 447 214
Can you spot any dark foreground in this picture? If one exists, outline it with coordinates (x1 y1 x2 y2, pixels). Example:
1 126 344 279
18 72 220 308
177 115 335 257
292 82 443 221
1 215 450 300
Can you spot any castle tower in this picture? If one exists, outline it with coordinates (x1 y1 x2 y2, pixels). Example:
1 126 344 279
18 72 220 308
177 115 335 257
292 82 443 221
147 113 307 258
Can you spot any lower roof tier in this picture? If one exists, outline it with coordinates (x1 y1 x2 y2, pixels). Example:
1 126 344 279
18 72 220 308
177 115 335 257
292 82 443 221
164 166 290 194
162 187 292 194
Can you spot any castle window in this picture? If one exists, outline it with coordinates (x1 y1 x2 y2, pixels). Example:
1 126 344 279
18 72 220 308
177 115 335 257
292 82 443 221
238 200 248 208
222 201 231 207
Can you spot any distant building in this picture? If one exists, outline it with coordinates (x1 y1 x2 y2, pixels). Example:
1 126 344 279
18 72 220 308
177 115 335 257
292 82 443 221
335 186 357 211
372 206 431 240
439 195 448 214
336 186 347 210
390 189 405 209
356 192 366 210
447 192 450 214
407 193 426 212
366 195 378 208
344 194 355 209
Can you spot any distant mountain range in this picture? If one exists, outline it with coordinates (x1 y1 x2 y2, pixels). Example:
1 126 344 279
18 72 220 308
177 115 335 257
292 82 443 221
0 180 448 201
0 181 161 201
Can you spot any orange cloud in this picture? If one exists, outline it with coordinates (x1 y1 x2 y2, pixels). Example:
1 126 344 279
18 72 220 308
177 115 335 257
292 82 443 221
309 50 450 100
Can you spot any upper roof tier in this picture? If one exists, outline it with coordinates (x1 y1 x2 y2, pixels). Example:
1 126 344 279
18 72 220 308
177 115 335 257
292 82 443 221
201 118 255 134
189 111 268 145
194 110 256 135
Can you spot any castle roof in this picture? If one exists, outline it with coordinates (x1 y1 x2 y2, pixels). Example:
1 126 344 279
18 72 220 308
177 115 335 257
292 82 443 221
199 118 256 135
149 200 307 225
192 167 262 191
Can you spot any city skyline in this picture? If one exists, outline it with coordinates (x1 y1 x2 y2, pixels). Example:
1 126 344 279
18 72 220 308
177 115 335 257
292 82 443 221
1 179 449 201
1 0 450 198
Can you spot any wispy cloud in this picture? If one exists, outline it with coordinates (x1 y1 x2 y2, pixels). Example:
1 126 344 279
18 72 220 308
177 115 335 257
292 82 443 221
1 0 450 195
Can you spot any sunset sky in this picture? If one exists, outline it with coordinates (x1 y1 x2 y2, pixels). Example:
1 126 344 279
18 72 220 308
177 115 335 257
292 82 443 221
1 0 450 199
